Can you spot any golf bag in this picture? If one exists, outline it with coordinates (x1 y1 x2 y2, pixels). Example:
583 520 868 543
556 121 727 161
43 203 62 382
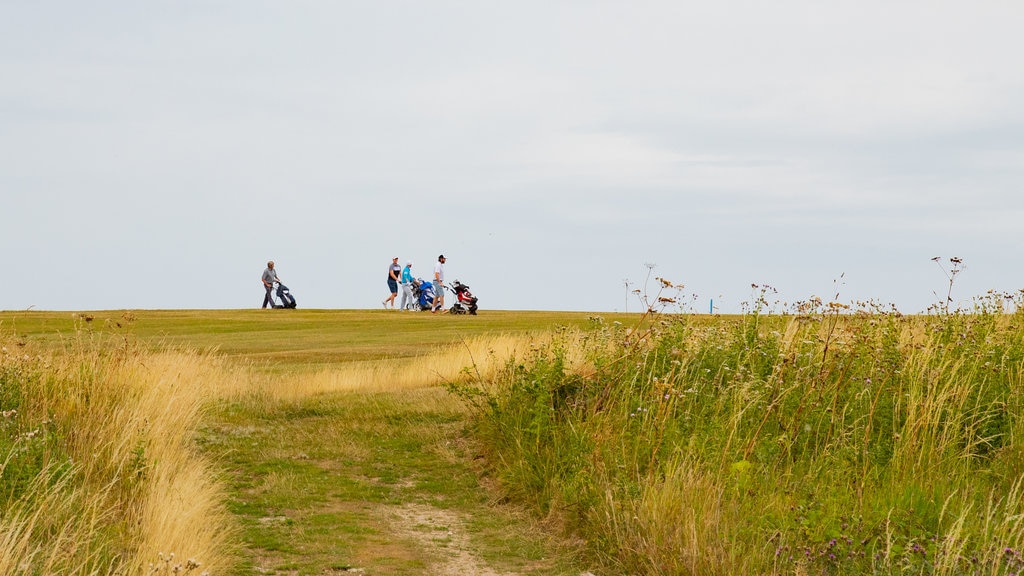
274 283 297 309
414 279 437 311
448 280 478 315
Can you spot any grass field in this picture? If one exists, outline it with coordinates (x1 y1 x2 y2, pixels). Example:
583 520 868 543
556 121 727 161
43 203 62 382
4 304 1024 575
0 308 636 575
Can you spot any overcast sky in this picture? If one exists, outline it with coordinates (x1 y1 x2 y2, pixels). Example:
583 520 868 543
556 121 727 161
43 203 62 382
3 2 1022 314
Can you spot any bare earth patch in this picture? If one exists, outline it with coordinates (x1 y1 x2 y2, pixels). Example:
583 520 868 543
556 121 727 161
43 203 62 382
382 503 521 576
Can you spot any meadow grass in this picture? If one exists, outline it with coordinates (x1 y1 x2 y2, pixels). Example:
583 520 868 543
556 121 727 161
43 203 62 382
0 337 238 574
7 303 1024 575
453 302 1024 575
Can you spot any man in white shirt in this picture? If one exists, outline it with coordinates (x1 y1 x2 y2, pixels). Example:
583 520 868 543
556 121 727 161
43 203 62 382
432 254 446 313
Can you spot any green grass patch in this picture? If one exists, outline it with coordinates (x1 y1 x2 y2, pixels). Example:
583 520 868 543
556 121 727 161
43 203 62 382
200 386 587 575
0 309 636 372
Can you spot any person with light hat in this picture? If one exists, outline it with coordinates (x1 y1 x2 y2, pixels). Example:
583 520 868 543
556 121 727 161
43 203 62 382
400 260 415 311
383 256 401 309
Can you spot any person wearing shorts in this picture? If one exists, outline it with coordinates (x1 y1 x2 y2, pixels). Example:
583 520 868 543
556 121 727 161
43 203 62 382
383 257 401 309
432 254 446 313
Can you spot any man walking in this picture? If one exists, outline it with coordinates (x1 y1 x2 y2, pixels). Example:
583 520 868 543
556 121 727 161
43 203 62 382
383 257 401 309
400 260 415 311
432 254 446 313
261 260 280 309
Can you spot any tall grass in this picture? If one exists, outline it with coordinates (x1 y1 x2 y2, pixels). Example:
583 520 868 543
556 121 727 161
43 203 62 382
260 333 585 399
1 335 237 574
454 301 1024 575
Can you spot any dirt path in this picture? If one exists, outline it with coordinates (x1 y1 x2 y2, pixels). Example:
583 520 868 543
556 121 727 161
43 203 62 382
381 503 520 576
200 387 589 575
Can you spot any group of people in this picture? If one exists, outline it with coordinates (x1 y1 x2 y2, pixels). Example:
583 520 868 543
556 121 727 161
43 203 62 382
383 254 447 313
259 255 449 311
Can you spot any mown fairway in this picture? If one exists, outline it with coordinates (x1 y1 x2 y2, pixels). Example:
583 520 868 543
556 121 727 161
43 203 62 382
2 308 635 370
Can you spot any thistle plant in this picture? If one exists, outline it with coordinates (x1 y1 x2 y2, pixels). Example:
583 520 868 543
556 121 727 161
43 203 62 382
625 262 694 315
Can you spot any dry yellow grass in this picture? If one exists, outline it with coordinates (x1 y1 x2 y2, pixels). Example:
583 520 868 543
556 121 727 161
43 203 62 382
247 332 594 401
1 344 238 574
600 459 748 576
107 352 238 574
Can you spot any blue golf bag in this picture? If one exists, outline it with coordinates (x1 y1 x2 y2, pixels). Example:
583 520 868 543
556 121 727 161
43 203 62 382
414 279 436 311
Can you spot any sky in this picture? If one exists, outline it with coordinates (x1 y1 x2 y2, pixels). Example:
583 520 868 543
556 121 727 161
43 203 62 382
3 1 1023 314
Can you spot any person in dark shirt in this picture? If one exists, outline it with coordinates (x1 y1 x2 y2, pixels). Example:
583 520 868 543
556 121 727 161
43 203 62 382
383 257 401 309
